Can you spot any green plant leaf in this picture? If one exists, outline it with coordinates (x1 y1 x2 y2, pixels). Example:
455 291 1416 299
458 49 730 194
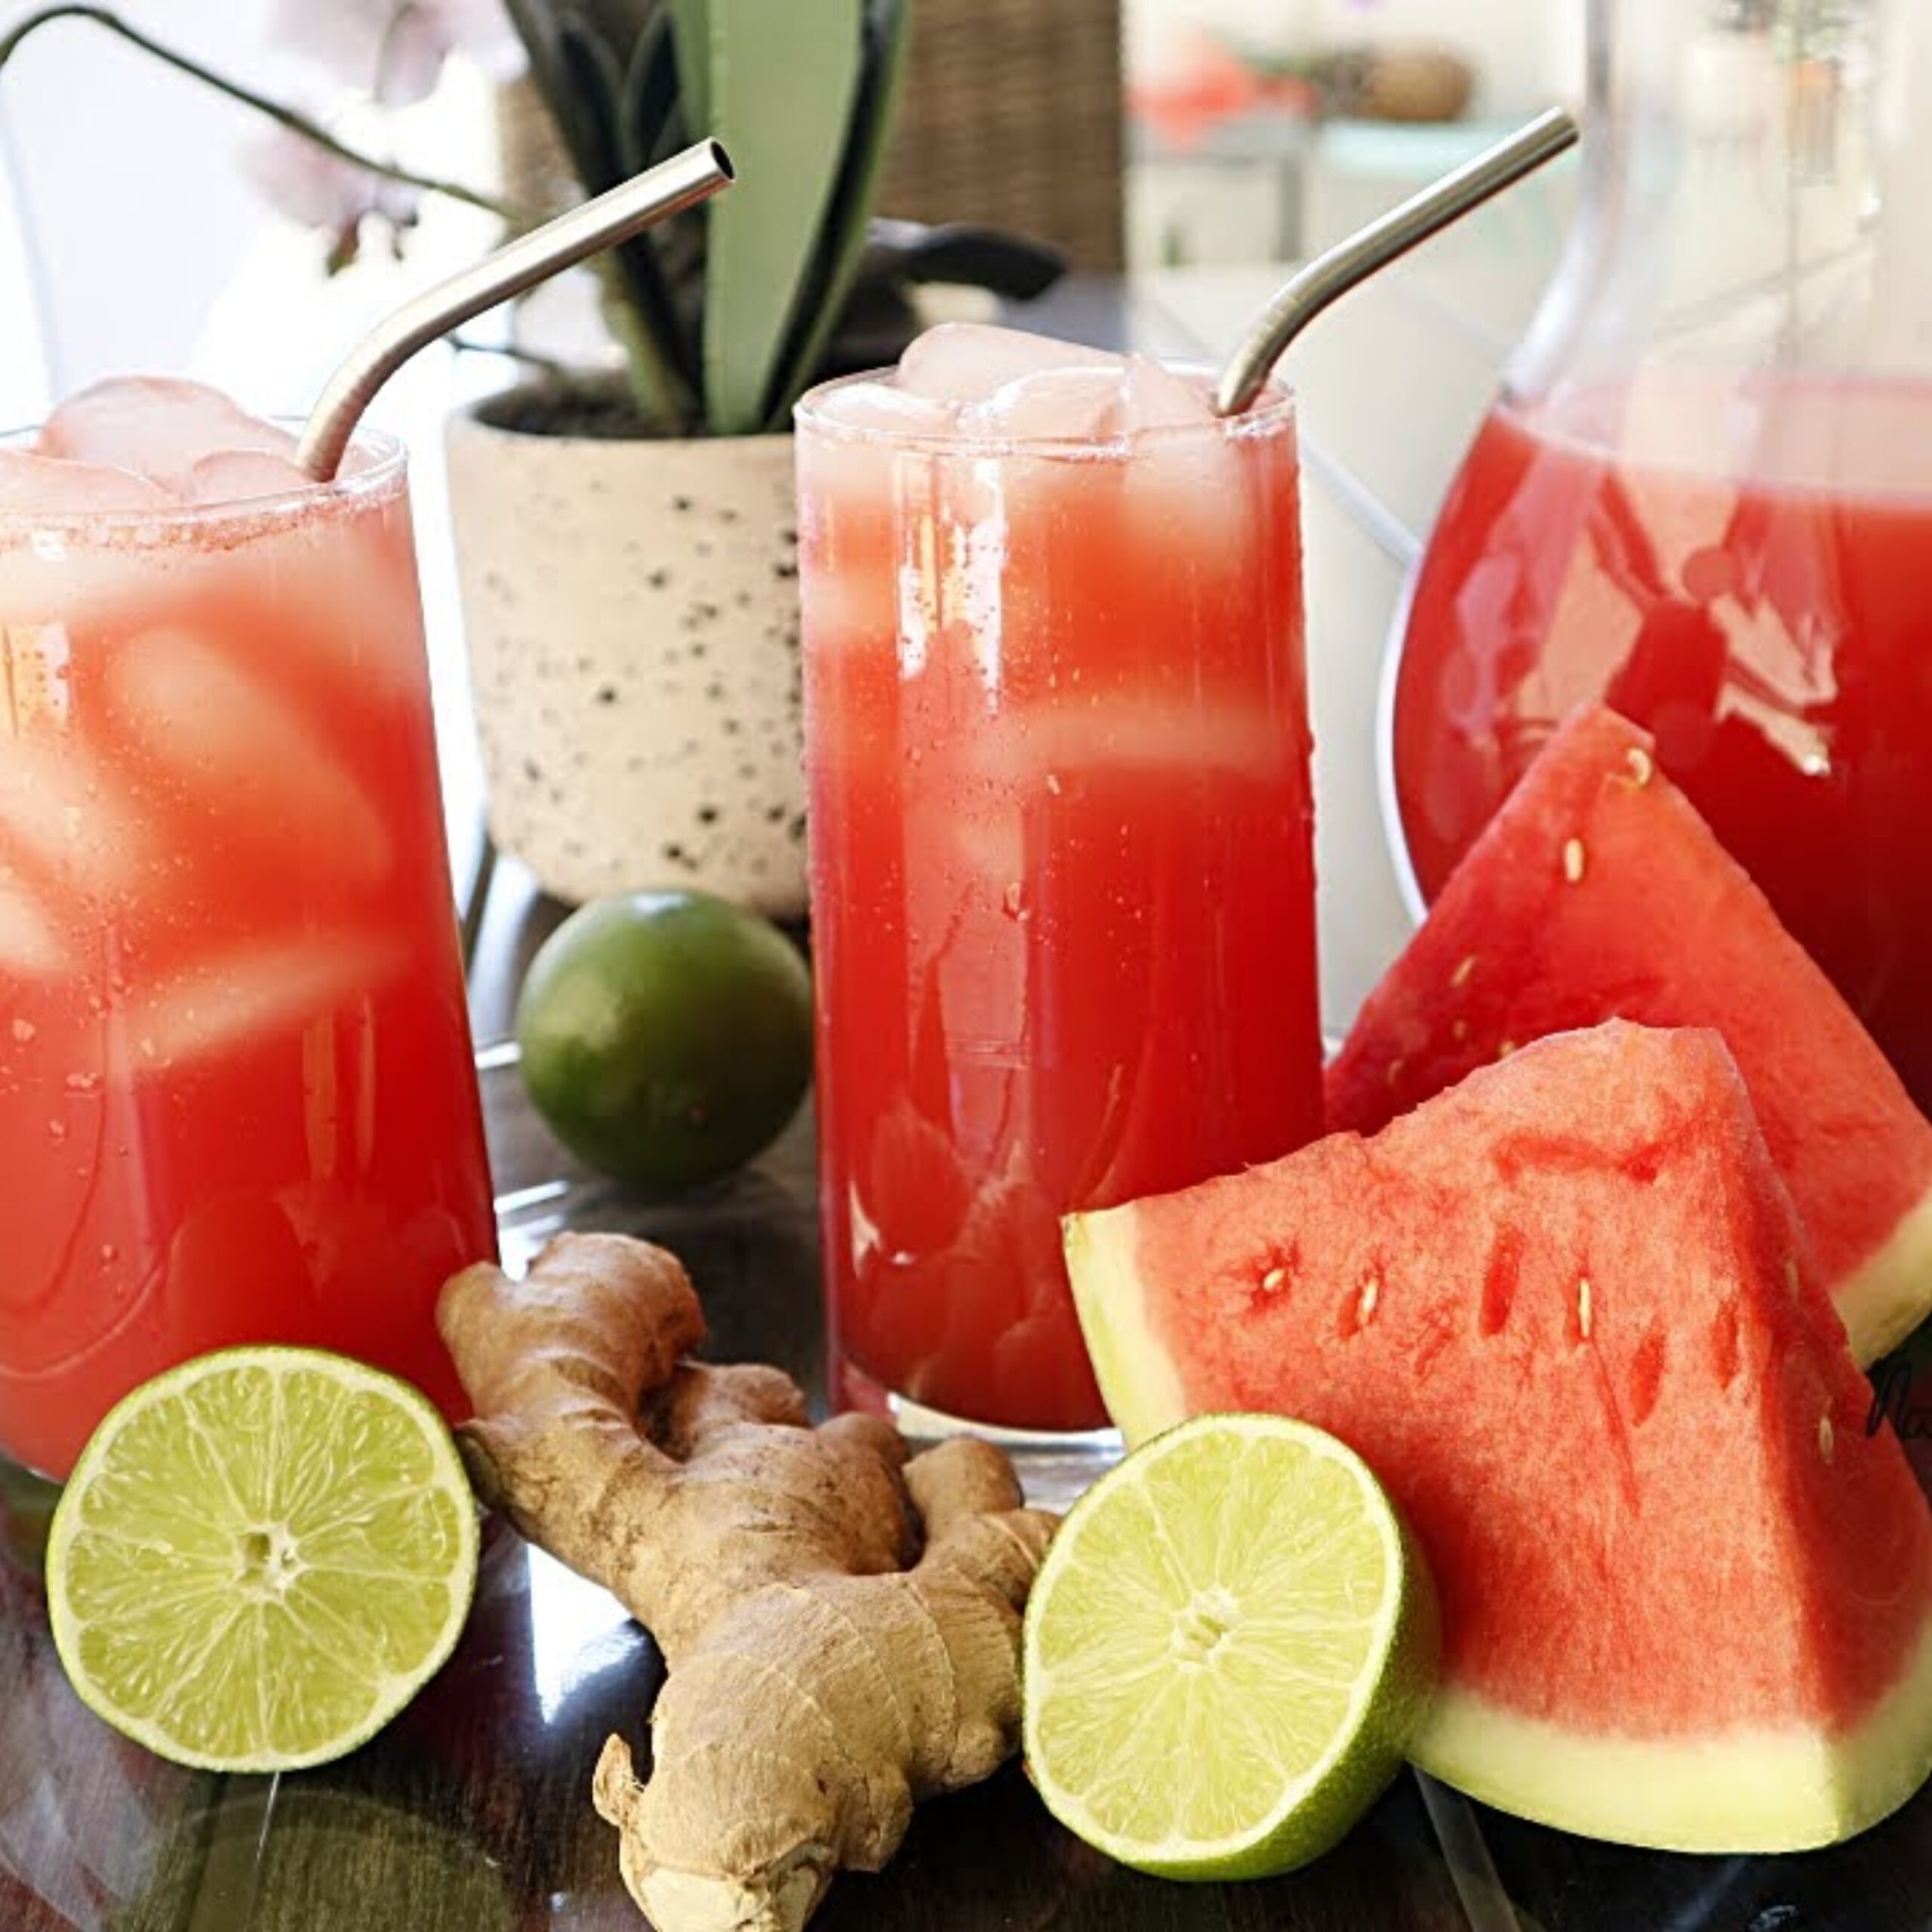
561 8 698 417
665 0 711 144
760 0 915 427
573 0 659 59
620 6 684 171
697 0 865 434
554 9 629 192
501 0 617 199
508 2 697 421
603 6 703 398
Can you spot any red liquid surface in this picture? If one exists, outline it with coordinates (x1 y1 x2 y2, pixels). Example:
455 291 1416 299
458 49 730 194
800 405 1324 1432
1394 377 1932 1111
0 474 497 1477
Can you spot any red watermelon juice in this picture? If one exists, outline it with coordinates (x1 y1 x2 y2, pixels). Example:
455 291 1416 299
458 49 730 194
0 383 497 1479
796 328 1323 1434
1393 374 1932 1109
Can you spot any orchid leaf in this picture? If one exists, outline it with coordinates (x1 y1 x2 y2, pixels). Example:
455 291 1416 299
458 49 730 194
617 8 705 388
502 0 616 197
761 0 913 427
552 11 628 191
619 7 684 171
665 0 711 146
551 7 695 415
694 0 865 433
571 0 659 57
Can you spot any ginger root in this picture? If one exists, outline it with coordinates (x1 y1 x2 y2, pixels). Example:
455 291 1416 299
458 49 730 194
437 1232 1057 1932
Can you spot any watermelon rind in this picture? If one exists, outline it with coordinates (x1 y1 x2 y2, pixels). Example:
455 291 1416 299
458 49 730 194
1324 707 1932 1371
1062 1209 1186 1447
1062 1192 1932 1853
1413 1614 1932 1853
1841 1187 1932 1368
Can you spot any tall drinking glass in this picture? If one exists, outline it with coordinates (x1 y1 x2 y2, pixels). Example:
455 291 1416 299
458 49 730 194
795 350 1323 1438
0 431 497 1478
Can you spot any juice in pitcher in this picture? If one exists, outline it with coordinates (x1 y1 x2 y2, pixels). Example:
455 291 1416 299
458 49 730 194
1392 372 1932 1109
796 328 1322 1434
0 378 497 1478
1386 0 1932 1109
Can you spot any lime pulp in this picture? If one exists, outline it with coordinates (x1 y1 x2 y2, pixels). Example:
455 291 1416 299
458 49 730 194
45 1346 478 1773
1021 1411 1438 1878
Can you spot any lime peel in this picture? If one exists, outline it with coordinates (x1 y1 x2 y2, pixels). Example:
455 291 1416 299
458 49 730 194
515 888 814 1190
1021 1412 1438 1878
46 1346 479 1774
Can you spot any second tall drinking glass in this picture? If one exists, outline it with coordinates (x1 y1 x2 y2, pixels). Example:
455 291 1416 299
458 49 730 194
796 349 1323 1435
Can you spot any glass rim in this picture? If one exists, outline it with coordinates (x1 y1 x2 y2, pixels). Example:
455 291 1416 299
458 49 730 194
792 358 1297 459
0 420 408 537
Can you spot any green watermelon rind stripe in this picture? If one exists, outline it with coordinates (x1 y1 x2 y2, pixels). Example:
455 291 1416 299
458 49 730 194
1414 1608 1932 1852
1841 1183 1932 1368
1061 1206 1186 1448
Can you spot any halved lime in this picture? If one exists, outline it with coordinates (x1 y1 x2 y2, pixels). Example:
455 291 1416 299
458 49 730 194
1022 1412 1437 1878
46 1347 478 1772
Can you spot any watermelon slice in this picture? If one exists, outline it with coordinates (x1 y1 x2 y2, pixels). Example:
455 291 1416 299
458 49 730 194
1066 1023 1932 1851
1331 705 1932 1366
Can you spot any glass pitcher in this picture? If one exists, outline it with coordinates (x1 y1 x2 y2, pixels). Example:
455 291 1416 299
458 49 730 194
1386 0 1932 1109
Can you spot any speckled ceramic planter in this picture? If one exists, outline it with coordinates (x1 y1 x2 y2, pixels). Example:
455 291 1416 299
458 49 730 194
446 397 806 915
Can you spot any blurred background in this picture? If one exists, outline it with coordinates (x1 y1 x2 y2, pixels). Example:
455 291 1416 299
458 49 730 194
1126 0 1580 266
0 0 1584 424
0 0 1589 1028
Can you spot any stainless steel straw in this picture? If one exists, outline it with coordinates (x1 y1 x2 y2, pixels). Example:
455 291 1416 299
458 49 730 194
1216 107 1579 417
297 139 734 480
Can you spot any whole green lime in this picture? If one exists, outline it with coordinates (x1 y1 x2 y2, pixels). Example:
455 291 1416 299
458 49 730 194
514 890 814 1189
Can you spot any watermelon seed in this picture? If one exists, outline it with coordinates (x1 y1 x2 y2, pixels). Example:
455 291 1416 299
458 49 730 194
1710 1300 1743 1386
1479 1234 1521 1337
1819 1414 1835 1463
1358 1276 1381 1325
1260 1266 1287 1294
1385 1057 1407 1088
1497 1039 1518 1060
1577 1277 1594 1340
1627 1327 1665 1426
1623 745 1654 786
1562 838 1587 884
1451 953 1478 989
1784 1256 1801 1297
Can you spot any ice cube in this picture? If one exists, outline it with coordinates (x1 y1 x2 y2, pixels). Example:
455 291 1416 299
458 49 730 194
0 733 152 898
979 698 1289 792
794 417 929 650
0 448 170 518
106 627 391 885
960 364 1128 445
38 377 296 497
1118 354 1217 432
809 380 957 437
1122 389 1249 568
126 932 405 1075
185 449 312 507
0 873 69 978
1094 698 1288 777
897 325 1119 405
208 496 426 697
